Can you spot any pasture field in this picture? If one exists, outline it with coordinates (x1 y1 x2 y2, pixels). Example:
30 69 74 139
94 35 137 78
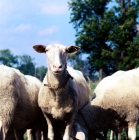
89 81 98 99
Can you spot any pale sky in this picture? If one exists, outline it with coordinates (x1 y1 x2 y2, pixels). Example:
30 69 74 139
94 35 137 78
0 0 76 66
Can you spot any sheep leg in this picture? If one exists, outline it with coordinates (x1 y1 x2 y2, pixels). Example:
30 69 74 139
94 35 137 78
14 129 26 140
0 114 13 140
117 133 121 140
128 122 137 140
63 116 75 140
26 129 32 140
27 128 41 140
0 123 8 140
115 132 120 140
103 130 108 139
43 114 54 140
73 123 85 140
63 123 72 140
40 127 48 140
34 129 41 140
110 130 114 140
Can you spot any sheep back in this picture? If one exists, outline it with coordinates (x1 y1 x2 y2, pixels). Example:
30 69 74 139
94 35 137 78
92 68 139 123
67 66 90 109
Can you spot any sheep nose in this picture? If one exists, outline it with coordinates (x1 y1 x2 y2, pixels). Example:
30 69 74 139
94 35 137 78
53 64 62 69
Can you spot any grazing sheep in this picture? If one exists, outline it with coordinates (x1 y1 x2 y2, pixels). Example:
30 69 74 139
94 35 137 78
33 44 90 140
71 70 127 140
0 65 47 140
90 70 127 140
73 68 139 140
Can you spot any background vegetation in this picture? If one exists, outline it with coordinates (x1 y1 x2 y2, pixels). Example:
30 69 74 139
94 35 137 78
68 0 139 81
0 49 47 81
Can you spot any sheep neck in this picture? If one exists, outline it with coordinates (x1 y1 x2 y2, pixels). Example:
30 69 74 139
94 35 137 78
45 69 73 90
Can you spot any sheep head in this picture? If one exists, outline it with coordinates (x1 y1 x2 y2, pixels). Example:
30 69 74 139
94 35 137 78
33 44 80 74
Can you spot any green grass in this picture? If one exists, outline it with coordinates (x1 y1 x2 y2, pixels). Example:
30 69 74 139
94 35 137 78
23 133 27 140
88 81 98 99
105 126 139 140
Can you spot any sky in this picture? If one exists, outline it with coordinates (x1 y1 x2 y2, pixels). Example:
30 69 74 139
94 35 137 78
0 0 76 67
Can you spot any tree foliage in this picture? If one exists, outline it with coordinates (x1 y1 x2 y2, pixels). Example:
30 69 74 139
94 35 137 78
0 49 47 79
0 49 18 67
17 54 36 76
35 66 47 81
68 53 90 76
69 0 139 79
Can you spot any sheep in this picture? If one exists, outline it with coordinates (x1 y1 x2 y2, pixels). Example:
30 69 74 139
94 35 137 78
72 70 128 140
72 68 139 140
33 44 90 140
0 65 47 140
91 70 126 140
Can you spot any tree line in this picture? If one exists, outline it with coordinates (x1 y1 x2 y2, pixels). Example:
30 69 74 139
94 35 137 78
0 49 47 81
68 0 139 80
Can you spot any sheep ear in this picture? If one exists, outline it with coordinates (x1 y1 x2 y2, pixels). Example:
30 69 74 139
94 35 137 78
66 46 80 54
33 45 46 53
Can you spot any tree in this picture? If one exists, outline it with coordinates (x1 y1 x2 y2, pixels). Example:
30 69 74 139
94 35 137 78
17 54 35 76
0 49 18 67
0 49 47 77
69 0 116 80
35 66 47 81
108 0 139 70
68 0 139 80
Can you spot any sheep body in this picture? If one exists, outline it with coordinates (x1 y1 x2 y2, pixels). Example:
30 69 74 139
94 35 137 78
73 68 139 140
33 44 90 140
39 66 89 120
0 65 46 140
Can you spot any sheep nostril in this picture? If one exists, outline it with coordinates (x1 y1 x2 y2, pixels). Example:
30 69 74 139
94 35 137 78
59 65 62 69
53 65 56 69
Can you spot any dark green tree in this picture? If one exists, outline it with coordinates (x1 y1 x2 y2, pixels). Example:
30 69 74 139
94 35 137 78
68 53 90 76
108 0 139 70
17 54 35 76
69 0 139 80
0 49 18 67
35 66 47 81
68 0 116 80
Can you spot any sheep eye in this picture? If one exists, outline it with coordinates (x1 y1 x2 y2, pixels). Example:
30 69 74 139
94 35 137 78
45 49 48 52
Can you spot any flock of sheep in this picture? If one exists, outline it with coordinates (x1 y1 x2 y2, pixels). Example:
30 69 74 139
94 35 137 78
0 43 139 140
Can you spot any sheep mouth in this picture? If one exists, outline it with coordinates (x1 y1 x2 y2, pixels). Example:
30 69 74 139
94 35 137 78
52 70 62 74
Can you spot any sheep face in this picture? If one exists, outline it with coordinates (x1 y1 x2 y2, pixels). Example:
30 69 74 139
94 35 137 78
33 44 80 74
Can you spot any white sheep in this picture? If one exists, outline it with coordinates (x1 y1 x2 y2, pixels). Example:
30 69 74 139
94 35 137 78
0 65 47 140
33 44 90 140
73 68 139 140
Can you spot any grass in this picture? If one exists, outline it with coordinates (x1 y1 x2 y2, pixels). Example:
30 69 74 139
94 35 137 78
24 133 27 140
88 81 98 99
